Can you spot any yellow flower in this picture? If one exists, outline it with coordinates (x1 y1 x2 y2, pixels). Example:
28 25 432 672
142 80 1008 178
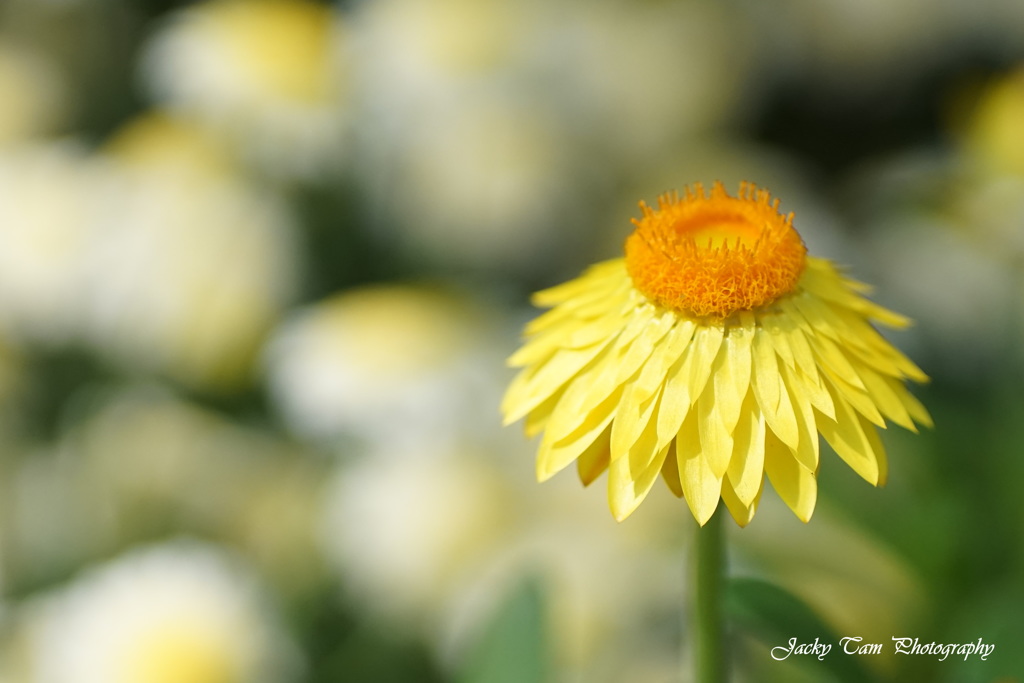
961 66 1024 178
502 182 931 526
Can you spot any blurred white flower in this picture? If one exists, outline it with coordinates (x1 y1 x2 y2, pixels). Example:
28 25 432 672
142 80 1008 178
6 385 329 596
318 438 684 683
359 96 584 274
866 211 1016 376
351 0 541 105
141 0 349 180
0 142 101 345
82 114 302 390
550 0 751 166
0 41 66 145
350 0 593 275
439 472 682 683
75 385 329 590
265 285 499 448
320 450 512 627
21 541 300 683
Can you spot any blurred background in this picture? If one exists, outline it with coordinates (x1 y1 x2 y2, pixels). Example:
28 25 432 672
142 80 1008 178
0 0 1022 681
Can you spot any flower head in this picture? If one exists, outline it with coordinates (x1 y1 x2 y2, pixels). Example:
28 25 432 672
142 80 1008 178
502 182 931 526
23 541 300 683
625 183 806 317
85 119 300 390
142 0 349 179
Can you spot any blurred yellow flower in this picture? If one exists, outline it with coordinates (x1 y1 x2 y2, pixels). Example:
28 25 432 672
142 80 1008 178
503 182 931 526
372 98 578 273
961 66 1024 178
104 112 237 181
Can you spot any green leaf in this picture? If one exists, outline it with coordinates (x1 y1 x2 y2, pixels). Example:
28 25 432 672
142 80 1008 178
941 579 1024 683
458 577 550 683
726 577 882 683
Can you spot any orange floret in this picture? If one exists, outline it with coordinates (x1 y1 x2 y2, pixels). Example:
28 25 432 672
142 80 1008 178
625 181 807 317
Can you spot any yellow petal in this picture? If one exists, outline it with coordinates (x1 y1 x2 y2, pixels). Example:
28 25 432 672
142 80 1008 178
660 441 684 497
577 425 611 486
781 315 818 380
550 341 633 435
687 324 725 413
621 318 696 407
790 292 846 343
525 283 628 335
677 410 723 526
610 386 660 461
726 393 766 506
610 308 677 386
721 474 763 527
888 377 933 429
762 313 796 370
608 396 669 521
655 342 697 451
862 414 888 486
541 306 669 438
654 323 723 453
537 386 623 481
761 361 800 451
711 315 754 434
871 339 929 383
857 365 917 432
855 298 913 329
531 260 623 306
800 258 861 306
697 387 734 479
764 430 817 522
508 310 627 367
606 320 682 457
790 363 835 420
816 383 884 485
502 341 612 425
774 384 802 451
806 332 868 391
751 325 781 415
830 308 897 358
523 384 565 437
843 338 912 381
820 366 886 428
798 259 887 315
782 363 820 471
539 349 617 443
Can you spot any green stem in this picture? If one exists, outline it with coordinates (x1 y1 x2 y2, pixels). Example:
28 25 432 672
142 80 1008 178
693 507 726 683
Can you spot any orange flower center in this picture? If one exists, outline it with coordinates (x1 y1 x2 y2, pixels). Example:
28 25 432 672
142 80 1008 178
624 182 807 317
